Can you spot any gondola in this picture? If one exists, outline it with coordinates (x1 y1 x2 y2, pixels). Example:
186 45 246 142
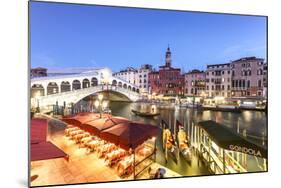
177 128 192 163
131 109 160 117
162 128 178 164
202 106 242 113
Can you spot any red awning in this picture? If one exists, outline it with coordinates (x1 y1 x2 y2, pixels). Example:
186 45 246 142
30 118 68 161
31 142 68 161
82 117 130 136
100 122 159 150
31 118 48 144
62 112 111 127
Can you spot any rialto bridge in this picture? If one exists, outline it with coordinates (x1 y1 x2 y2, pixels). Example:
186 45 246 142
30 68 140 109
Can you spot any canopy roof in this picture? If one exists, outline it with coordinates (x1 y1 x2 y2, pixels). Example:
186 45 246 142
30 118 68 161
100 122 159 150
82 117 130 136
31 142 68 161
197 120 267 159
62 112 111 127
31 118 48 144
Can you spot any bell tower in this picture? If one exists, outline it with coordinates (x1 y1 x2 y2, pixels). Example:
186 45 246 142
165 45 172 67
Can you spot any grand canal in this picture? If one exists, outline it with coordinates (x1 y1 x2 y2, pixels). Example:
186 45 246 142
74 99 267 176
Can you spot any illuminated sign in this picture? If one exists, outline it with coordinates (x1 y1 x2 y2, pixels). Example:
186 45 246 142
229 145 262 157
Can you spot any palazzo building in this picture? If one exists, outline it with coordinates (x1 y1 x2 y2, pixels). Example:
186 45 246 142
149 47 184 96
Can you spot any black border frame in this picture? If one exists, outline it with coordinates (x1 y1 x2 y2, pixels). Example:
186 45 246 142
28 0 268 187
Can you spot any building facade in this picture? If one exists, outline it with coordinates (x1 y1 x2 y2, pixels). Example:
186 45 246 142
263 63 267 98
137 64 152 94
231 57 265 97
113 67 137 85
205 63 232 98
149 47 184 96
184 69 206 96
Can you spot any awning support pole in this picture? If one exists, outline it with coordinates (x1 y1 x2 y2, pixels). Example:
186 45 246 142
154 138 157 162
133 150 136 179
223 149 226 173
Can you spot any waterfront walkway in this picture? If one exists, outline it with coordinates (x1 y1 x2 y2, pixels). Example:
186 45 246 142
30 118 180 186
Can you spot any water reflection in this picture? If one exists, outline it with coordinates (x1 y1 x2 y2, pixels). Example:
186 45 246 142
109 101 266 137
77 100 267 176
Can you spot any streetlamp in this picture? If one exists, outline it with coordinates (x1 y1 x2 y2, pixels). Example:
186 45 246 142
94 94 108 118
34 91 40 113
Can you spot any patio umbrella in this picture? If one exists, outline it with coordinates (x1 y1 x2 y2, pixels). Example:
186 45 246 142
100 121 159 150
81 117 129 136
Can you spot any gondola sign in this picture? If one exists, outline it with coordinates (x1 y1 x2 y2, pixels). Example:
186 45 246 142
229 145 262 158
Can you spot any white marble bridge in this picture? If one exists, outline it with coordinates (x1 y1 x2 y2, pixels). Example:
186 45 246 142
30 68 140 108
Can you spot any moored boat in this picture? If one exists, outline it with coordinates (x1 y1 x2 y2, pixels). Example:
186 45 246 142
202 105 242 113
177 127 192 163
131 109 160 117
162 128 178 164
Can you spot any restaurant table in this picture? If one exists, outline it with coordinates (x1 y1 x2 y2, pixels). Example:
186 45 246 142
65 127 79 135
117 155 134 176
137 147 153 157
105 149 126 161
87 140 101 151
69 130 84 137
98 143 116 157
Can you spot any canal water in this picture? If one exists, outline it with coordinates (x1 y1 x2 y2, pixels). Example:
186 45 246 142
75 99 267 176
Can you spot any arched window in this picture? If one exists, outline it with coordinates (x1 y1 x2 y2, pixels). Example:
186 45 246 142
31 84 44 97
72 80 81 90
91 77 98 86
82 79 90 88
118 82 122 87
61 81 71 92
47 82 59 95
112 80 117 86
247 80 251 88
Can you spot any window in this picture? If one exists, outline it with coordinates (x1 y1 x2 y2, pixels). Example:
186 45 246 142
248 70 251 76
227 85 230 90
247 80 251 88
212 85 214 90
258 80 262 87
222 85 225 90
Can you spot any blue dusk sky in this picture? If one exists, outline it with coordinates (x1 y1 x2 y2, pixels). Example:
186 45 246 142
30 1 267 73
